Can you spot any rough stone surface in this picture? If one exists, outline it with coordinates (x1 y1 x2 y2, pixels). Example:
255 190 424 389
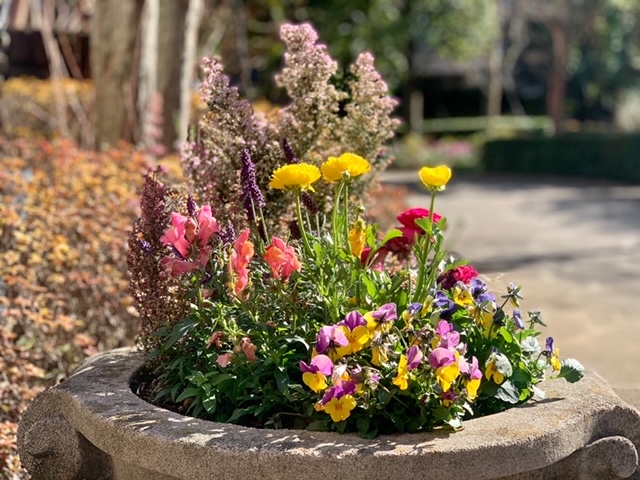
17 348 640 480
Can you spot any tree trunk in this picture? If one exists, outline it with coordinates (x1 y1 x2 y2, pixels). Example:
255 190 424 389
156 0 189 150
546 0 569 135
91 0 144 149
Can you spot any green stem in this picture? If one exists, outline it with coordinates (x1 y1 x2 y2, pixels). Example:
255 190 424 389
413 191 438 302
332 181 345 245
343 181 350 244
295 191 313 257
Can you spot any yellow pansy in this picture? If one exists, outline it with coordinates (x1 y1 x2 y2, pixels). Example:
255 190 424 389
302 371 328 393
321 153 371 182
335 325 370 357
419 165 452 189
324 394 357 422
269 163 321 191
371 341 389 367
466 378 481 399
453 285 474 306
436 363 460 392
550 348 561 371
393 355 410 390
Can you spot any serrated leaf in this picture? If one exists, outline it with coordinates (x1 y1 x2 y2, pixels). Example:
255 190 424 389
495 381 520 404
560 358 585 383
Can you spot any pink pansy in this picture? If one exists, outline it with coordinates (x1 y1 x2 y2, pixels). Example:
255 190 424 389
316 325 349 358
160 257 199 277
429 347 456 369
407 345 423 370
264 237 301 280
300 354 334 375
434 320 461 349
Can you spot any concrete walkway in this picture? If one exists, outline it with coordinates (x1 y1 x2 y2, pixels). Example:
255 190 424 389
383 171 640 389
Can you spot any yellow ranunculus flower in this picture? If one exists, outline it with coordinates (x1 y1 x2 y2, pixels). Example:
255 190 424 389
324 394 357 422
269 163 322 191
321 153 371 182
419 165 452 189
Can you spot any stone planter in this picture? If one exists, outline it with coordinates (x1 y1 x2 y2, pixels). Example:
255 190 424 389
17 348 640 480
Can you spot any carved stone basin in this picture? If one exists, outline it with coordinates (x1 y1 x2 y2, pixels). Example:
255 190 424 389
17 348 640 480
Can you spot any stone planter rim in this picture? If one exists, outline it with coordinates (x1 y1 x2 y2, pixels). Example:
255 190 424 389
18 347 640 480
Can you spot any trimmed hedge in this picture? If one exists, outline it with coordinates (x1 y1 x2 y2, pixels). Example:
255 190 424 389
482 133 640 183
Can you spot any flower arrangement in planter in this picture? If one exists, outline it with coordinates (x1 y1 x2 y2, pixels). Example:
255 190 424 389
131 155 583 438
127 23 583 439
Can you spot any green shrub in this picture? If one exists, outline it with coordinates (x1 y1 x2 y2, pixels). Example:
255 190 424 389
482 133 640 182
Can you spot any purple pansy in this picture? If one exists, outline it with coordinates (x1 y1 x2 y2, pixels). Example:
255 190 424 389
407 345 423 370
299 354 333 375
340 311 367 331
513 309 525 329
429 347 456 369
316 325 349 355
370 303 398 322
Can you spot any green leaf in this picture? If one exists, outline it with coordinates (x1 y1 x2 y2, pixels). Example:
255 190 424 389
209 373 233 386
495 381 520 404
163 316 200 351
176 387 201 403
560 358 585 383
306 420 328 432
381 228 403 245
499 327 514 344
188 371 206 387
274 368 290 394
202 395 217 414
356 416 370 435
226 407 256 423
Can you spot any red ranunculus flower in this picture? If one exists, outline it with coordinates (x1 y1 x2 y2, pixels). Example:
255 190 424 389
438 265 479 290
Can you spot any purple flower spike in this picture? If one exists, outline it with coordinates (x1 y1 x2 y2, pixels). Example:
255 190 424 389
281 138 299 164
240 149 266 221
139 240 154 254
341 311 367 331
187 196 198 217
407 346 423 370
371 303 397 322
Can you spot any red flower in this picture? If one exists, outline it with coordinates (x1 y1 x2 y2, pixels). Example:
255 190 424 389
397 208 442 229
439 265 479 290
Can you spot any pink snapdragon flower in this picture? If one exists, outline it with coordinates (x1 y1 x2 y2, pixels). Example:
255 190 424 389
264 237 301 281
228 229 254 296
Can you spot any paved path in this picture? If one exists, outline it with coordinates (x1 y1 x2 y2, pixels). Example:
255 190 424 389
383 171 640 389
